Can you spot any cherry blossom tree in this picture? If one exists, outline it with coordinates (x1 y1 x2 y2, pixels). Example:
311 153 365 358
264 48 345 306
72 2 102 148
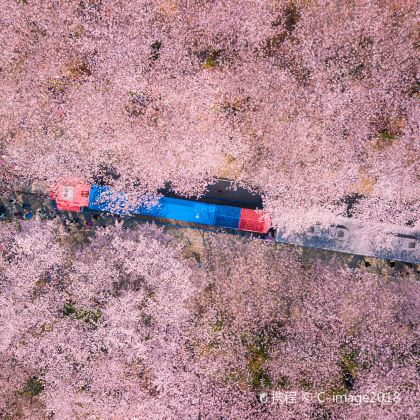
187 234 419 418
0 220 417 418
0 0 418 232
0 220 204 418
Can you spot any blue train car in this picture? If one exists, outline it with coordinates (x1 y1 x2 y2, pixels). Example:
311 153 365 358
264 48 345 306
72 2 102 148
88 185 243 230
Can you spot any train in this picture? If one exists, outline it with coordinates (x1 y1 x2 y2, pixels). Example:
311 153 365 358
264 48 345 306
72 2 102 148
274 220 419 265
49 179 419 266
49 179 271 234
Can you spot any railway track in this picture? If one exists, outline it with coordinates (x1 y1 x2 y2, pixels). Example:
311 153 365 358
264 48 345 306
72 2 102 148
0 188 418 277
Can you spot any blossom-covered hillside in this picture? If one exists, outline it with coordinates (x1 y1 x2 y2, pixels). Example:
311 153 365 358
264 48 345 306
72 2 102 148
0 1 419 418
0 222 418 418
1 0 418 230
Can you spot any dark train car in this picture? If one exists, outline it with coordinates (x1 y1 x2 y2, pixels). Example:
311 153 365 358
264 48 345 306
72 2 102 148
274 220 420 265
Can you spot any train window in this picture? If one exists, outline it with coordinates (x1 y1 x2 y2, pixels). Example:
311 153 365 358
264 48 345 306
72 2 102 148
307 225 323 235
325 226 347 239
407 241 416 249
